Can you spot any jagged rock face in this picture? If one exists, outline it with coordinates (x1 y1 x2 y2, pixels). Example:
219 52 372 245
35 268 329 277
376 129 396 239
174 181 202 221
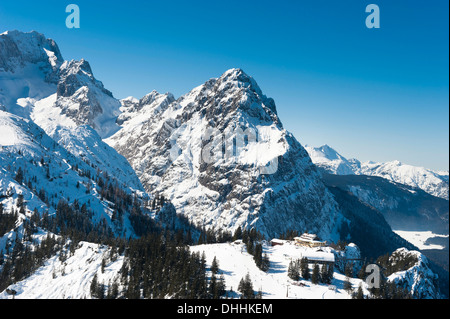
107 69 344 239
0 31 120 139
0 30 62 75
116 91 176 126
57 59 96 97
0 31 62 116
52 59 121 139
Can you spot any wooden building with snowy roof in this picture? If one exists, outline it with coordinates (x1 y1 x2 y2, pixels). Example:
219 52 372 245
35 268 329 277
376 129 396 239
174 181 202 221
294 233 326 248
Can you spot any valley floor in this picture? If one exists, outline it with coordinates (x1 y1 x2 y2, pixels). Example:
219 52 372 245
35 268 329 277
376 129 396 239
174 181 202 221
393 230 449 250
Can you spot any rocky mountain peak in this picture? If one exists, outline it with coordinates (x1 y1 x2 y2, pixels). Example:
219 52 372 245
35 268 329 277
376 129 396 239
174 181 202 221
177 68 280 132
57 59 113 98
0 30 63 73
107 68 343 239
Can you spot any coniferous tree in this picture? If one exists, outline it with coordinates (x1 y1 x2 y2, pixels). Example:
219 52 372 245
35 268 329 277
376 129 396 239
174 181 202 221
320 264 334 284
345 262 354 278
16 194 24 209
344 276 353 293
238 273 255 299
311 263 320 284
208 275 217 299
232 227 242 241
15 167 24 185
353 283 365 299
253 243 262 268
288 260 300 281
90 273 99 298
211 256 219 276
216 274 226 298
261 253 270 272
300 257 310 280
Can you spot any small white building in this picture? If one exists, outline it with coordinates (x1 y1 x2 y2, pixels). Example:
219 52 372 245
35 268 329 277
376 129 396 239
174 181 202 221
300 250 335 266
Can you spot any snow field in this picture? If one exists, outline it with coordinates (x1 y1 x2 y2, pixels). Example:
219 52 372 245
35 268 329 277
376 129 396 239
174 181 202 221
190 241 365 299
0 241 124 299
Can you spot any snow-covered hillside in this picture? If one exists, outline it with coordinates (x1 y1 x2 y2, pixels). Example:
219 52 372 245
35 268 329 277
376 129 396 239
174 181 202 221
191 241 363 299
0 240 124 299
387 248 441 299
3 238 438 299
0 110 139 238
0 237 366 300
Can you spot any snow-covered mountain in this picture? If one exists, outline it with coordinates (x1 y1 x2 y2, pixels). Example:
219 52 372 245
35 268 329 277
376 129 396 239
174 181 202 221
107 68 345 239
360 161 449 201
0 30 121 139
0 30 141 190
305 145 449 200
0 31 61 118
324 173 449 234
0 110 141 238
0 31 153 244
1 30 446 299
304 145 361 176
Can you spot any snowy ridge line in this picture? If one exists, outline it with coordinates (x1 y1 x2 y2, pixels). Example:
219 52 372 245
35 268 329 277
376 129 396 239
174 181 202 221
305 145 449 200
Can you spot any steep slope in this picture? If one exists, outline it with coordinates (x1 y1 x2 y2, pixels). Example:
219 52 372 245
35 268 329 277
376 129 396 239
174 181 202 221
0 30 121 139
384 248 441 299
0 241 124 299
50 58 121 139
326 185 417 259
0 30 139 193
306 145 449 200
0 110 140 239
324 174 449 234
107 69 344 239
0 30 61 118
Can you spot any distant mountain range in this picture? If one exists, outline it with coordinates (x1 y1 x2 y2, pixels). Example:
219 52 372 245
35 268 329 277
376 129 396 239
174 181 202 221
305 145 449 234
305 145 449 200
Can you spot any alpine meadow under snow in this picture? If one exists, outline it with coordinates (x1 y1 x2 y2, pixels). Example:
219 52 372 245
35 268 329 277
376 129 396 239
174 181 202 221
0 31 448 300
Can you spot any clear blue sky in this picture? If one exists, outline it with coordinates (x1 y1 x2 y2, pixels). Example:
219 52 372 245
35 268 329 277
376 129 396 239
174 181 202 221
1 0 448 170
